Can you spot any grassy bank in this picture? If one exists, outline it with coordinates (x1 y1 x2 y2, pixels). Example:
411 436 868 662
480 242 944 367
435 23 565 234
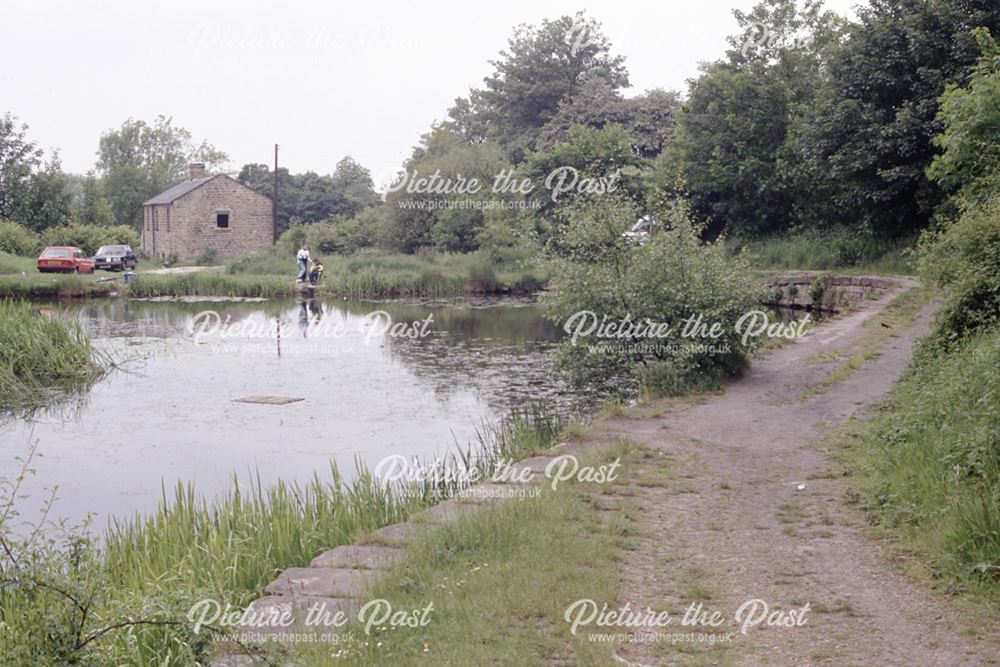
0 409 562 665
228 249 548 299
0 249 547 300
294 442 641 667
0 299 105 411
836 324 1000 599
732 228 916 274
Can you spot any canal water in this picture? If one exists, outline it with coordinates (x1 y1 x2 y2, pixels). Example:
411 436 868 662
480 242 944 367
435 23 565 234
1 297 574 528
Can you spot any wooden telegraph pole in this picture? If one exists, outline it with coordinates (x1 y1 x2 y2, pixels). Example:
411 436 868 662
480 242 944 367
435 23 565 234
272 143 279 244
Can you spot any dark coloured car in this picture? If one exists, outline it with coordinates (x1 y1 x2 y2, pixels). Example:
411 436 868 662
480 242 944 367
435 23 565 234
94 245 137 271
37 246 96 274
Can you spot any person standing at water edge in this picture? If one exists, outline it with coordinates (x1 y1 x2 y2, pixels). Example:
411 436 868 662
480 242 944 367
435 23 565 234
296 245 310 283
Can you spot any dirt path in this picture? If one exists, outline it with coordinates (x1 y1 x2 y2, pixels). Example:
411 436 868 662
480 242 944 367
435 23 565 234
598 280 1000 666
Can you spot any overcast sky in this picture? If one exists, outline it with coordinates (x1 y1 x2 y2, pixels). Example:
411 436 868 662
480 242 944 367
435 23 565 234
2 0 858 188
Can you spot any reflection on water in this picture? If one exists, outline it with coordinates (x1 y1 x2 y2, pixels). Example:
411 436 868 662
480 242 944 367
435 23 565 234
0 297 573 528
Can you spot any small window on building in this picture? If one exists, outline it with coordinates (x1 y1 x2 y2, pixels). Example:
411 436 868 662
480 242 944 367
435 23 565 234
216 213 230 229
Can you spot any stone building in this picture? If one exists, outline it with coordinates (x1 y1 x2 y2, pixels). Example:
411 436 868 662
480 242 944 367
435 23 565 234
141 163 273 261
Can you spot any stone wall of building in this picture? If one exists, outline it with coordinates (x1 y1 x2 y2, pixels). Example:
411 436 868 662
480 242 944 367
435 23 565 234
142 176 273 261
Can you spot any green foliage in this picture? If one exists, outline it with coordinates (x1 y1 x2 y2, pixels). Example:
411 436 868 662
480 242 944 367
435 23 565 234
808 275 829 306
674 0 844 237
195 247 218 266
237 157 378 236
0 113 73 232
0 299 104 410
927 28 1000 210
41 224 139 256
535 78 679 159
97 115 228 227
732 227 916 273
383 128 515 253
543 199 762 396
0 220 41 256
796 1 1000 237
848 324 1000 594
73 172 115 227
0 113 43 224
918 196 1000 346
525 123 643 218
448 11 628 161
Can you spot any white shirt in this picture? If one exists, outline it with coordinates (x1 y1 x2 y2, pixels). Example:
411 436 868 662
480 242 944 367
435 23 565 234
297 248 310 262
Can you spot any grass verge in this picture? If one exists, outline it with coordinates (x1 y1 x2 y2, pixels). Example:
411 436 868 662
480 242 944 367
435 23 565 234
833 323 1000 602
293 445 638 667
732 228 916 275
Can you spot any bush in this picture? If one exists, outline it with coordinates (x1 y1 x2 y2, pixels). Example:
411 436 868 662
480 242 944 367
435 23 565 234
195 247 218 266
918 197 1000 347
0 220 42 256
544 199 763 397
41 224 139 256
466 256 500 293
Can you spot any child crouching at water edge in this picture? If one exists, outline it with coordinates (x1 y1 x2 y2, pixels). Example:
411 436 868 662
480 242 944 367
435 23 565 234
309 259 324 286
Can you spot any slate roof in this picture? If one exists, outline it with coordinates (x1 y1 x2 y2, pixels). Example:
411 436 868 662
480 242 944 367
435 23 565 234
143 176 218 206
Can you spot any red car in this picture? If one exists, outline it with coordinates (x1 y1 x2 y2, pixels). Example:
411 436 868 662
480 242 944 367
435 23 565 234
37 246 96 274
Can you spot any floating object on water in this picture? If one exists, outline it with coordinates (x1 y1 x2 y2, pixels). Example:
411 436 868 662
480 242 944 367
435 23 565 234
233 395 305 405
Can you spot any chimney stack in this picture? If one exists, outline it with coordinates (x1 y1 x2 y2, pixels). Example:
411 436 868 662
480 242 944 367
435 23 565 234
189 162 206 180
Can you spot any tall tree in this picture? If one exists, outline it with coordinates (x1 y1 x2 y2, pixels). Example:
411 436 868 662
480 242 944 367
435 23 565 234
96 116 227 228
331 156 380 214
0 113 72 231
74 171 115 227
448 12 629 162
926 27 1000 211
673 0 844 238
0 112 43 222
798 0 1000 237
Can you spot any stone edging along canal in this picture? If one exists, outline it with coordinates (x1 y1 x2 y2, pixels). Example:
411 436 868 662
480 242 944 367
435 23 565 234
210 446 591 666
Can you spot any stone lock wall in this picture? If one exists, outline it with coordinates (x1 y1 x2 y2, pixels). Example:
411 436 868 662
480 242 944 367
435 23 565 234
763 274 897 312
142 176 273 261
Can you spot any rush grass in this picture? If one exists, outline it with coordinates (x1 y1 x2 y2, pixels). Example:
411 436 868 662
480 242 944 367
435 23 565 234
0 298 105 410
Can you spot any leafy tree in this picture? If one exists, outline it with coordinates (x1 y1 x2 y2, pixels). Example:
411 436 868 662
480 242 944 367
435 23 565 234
449 12 629 162
524 123 643 221
673 0 844 238
0 113 72 231
96 116 228 228
543 199 762 396
798 0 1000 237
332 156 380 214
382 126 515 252
535 76 629 150
74 172 115 227
620 89 682 159
537 80 680 159
237 159 377 236
19 156 73 232
0 112 43 222
927 28 1000 209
